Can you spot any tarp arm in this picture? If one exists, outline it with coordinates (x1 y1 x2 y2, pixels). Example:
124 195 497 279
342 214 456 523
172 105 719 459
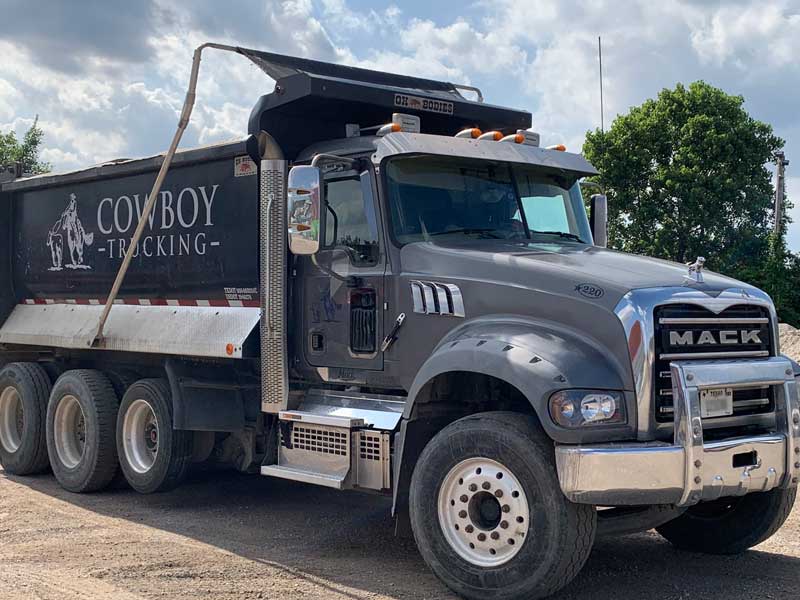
92 42 242 346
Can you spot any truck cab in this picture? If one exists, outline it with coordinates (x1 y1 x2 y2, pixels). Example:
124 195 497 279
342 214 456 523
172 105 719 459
0 48 798 600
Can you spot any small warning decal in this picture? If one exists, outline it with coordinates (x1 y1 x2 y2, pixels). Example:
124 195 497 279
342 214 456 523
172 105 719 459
394 93 454 115
234 156 257 177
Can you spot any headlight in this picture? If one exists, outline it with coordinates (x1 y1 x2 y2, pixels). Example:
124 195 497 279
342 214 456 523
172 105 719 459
549 390 626 428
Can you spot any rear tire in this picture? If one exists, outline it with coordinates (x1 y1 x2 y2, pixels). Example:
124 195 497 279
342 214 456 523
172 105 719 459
116 379 191 494
409 412 596 600
46 370 120 493
656 487 797 554
0 363 51 475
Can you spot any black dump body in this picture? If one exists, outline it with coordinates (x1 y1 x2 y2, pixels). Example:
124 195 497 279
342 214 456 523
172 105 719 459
0 49 533 309
0 140 260 306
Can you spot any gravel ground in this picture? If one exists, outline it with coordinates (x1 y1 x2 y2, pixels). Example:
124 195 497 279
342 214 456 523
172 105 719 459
1 466 799 600
2 331 800 600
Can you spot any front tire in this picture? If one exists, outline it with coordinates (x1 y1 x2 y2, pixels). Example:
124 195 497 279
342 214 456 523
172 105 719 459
0 363 52 475
656 487 797 554
117 379 191 494
46 370 120 493
409 412 596 600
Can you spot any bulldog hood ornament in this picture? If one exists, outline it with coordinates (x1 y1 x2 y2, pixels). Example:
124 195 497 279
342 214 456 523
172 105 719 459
685 256 706 284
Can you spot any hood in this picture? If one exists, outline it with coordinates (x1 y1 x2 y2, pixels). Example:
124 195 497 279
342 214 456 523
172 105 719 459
400 240 754 309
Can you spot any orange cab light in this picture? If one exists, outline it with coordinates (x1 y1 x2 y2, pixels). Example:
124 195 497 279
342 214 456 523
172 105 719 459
478 131 503 141
549 144 567 152
225 343 235 356
455 128 482 139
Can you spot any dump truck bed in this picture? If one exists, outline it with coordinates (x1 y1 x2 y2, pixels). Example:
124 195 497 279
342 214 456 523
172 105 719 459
1 139 260 307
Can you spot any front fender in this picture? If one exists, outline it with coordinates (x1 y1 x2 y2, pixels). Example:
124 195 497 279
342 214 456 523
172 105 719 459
405 315 636 444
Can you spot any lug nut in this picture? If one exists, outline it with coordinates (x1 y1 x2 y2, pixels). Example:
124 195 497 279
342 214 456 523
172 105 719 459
460 494 469 503
482 482 491 490
459 510 467 518
477 533 486 542
494 490 503 498
501 504 510 513
500 521 509 529
465 525 474 533
694 460 702 468
469 483 478 492
694 476 702 484
491 532 500 540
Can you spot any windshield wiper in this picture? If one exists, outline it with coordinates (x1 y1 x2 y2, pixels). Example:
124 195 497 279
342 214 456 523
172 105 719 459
530 230 585 243
429 228 502 239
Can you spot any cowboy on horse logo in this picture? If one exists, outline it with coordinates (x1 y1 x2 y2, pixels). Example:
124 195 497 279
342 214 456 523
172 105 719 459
47 193 94 271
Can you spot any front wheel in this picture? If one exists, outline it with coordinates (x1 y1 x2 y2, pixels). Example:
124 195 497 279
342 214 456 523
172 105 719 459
409 412 596 600
656 487 797 554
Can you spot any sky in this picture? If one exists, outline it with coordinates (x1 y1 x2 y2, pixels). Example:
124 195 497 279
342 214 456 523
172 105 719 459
1 0 798 249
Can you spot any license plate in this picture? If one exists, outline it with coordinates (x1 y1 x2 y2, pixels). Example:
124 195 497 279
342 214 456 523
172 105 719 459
700 387 733 418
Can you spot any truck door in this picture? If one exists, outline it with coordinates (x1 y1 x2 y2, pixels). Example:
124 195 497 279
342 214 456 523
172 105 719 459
298 166 385 372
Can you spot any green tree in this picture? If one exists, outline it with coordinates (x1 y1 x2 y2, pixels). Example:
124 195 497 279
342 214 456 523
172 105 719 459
0 116 51 175
583 81 799 324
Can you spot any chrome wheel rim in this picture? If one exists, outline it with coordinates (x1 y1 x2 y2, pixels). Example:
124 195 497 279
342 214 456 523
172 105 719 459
122 399 159 474
0 386 23 453
437 457 530 567
53 394 86 469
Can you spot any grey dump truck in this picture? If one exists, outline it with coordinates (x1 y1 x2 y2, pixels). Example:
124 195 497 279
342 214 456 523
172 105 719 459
1 47 799 600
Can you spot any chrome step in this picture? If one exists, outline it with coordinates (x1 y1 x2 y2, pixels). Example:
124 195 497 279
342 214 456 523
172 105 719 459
260 464 348 489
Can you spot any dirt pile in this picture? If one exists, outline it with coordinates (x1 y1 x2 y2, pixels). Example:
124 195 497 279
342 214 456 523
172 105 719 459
779 323 800 362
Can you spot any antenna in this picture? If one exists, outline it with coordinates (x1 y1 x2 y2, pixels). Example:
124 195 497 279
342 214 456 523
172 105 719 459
598 36 605 134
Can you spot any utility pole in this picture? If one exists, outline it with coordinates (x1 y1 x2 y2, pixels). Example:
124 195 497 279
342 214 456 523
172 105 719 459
774 151 789 235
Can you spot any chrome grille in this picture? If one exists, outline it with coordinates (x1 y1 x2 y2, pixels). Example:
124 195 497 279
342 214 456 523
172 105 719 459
654 304 774 422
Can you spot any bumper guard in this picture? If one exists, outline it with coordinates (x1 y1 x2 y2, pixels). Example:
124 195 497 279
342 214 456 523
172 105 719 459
556 357 800 506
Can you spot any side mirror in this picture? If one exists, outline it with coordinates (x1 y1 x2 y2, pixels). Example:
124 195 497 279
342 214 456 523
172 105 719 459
590 193 608 248
287 166 324 255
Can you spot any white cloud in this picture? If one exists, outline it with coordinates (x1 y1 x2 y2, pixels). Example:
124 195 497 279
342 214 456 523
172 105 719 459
1 0 798 249
690 1 800 69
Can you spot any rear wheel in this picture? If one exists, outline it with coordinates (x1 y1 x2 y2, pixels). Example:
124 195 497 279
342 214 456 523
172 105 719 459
117 379 191 494
46 370 120 492
656 487 797 554
0 363 51 475
409 412 596 600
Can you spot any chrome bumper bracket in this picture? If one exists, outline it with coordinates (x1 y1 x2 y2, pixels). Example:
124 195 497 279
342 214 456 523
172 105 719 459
556 357 800 506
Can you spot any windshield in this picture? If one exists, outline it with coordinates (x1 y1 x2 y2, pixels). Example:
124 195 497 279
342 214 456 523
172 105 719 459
385 156 592 245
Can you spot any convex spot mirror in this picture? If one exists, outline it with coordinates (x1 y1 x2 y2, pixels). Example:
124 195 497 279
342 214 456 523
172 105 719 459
287 165 324 255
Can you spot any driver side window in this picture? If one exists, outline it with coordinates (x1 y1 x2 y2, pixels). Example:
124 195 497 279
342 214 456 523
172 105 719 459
324 174 380 266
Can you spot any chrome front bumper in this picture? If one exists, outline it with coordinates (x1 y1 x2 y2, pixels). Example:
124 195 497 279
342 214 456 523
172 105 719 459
556 357 800 506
